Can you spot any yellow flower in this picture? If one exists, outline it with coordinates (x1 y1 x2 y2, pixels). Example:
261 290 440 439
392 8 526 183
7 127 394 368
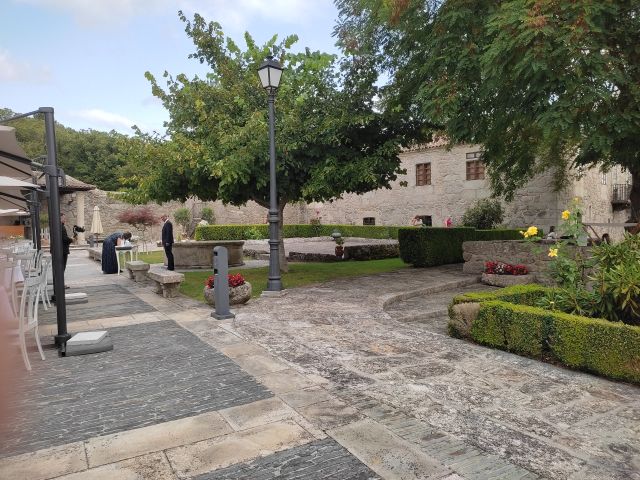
526 226 538 237
519 230 526 237
548 248 558 258
562 210 570 220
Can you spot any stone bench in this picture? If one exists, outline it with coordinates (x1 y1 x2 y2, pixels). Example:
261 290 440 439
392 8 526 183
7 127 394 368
126 260 150 282
147 268 184 298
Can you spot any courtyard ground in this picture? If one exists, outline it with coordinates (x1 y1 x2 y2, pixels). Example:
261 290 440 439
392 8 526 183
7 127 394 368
1 250 638 479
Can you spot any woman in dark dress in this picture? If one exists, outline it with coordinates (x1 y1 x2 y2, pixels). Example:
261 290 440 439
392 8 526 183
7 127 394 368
101 231 132 274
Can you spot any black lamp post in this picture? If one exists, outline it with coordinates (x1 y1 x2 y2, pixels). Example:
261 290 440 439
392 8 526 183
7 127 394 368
257 55 284 292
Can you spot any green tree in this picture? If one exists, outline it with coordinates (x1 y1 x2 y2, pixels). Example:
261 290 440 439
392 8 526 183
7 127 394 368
122 11 422 270
336 0 640 220
461 199 504 230
0 107 132 191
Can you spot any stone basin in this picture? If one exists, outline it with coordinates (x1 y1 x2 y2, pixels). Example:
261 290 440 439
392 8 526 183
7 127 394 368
172 240 245 268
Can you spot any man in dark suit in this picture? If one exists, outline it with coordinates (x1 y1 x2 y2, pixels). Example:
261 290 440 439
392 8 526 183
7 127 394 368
161 214 174 271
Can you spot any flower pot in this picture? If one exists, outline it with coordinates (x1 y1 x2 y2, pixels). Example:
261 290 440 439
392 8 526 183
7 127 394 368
335 245 344 258
203 281 252 306
481 273 533 287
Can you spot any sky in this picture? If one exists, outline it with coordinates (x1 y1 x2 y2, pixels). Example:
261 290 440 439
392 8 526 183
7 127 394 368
0 0 341 135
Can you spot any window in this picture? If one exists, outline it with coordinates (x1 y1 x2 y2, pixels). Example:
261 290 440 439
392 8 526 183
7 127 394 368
417 215 432 227
363 217 375 226
416 162 431 186
466 152 485 180
601 173 607 185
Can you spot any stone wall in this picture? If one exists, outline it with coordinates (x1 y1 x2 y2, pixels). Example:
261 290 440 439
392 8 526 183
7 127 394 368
463 240 591 284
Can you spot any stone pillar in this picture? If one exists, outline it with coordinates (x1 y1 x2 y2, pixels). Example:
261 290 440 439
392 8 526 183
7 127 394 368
76 191 87 245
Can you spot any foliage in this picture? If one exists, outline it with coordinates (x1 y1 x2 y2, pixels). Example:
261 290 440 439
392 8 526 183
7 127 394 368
540 201 640 324
195 224 400 241
0 107 132 191
173 208 191 234
343 243 399 261
472 301 544 357
200 207 215 224
451 284 550 308
461 199 504 230
398 227 533 267
116 206 159 252
335 0 640 218
121 11 421 213
484 261 527 276
469 300 640 384
205 273 245 289
116 206 159 228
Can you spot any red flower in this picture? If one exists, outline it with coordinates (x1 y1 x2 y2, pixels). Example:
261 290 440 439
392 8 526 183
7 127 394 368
205 273 246 289
484 261 528 275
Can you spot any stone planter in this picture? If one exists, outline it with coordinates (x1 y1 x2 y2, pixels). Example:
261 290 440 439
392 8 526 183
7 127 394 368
481 273 534 287
203 281 252 306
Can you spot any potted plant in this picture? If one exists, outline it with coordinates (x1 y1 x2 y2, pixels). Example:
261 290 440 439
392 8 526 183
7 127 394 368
332 230 345 258
203 273 252 306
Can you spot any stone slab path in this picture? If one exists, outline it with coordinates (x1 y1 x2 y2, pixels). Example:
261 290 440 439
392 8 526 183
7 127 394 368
2 253 638 480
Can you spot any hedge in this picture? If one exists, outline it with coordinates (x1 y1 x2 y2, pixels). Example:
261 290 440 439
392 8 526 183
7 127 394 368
195 224 400 241
451 284 551 308
453 296 640 384
472 301 545 357
397 227 532 267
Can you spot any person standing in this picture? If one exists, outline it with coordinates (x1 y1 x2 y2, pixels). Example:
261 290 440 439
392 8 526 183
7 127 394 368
161 214 174 271
60 214 73 274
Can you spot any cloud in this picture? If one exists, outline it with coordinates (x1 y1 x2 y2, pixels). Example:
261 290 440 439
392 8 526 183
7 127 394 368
15 0 170 26
15 0 333 28
0 49 52 83
70 108 138 131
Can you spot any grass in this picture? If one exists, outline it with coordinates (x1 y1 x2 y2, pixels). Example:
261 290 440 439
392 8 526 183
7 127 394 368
179 258 408 302
136 250 165 264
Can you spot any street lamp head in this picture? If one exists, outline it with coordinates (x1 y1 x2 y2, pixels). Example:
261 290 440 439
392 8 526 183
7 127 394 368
257 55 283 94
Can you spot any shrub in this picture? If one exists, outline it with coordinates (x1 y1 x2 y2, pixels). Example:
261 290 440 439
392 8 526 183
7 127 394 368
451 284 550 308
461 199 504 229
472 301 545 357
200 207 215 224
474 229 534 241
399 227 474 267
344 244 399 260
173 208 191 235
195 224 399 241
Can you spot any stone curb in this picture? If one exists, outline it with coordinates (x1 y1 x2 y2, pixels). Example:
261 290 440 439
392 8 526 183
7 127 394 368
381 276 480 310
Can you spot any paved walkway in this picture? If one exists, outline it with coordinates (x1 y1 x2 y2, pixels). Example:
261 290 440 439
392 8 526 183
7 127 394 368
1 252 638 479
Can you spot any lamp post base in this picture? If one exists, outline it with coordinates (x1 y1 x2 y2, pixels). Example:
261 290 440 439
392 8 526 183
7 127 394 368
54 333 72 347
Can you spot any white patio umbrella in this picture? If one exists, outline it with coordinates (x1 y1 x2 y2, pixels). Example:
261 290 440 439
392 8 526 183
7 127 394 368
90 205 103 235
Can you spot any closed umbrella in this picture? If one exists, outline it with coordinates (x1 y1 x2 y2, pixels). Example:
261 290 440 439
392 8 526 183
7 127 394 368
90 205 103 235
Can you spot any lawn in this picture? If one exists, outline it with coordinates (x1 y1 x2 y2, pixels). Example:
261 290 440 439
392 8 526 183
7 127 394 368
179 258 408 302
136 250 165 264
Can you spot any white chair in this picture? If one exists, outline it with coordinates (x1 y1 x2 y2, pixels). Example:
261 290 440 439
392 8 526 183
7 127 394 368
37 256 52 310
14 275 46 371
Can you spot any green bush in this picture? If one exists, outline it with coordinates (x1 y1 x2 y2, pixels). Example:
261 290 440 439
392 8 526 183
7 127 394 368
173 208 191 232
472 301 545 357
200 207 215 224
548 311 640 383
195 224 399 241
450 291 640 384
398 227 543 268
452 284 551 307
461 199 504 229
399 227 474 267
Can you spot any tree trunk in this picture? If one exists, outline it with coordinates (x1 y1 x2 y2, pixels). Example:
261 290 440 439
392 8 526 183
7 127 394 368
278 203 288 273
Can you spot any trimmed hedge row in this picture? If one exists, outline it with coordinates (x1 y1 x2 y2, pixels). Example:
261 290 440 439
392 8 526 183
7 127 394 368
195 224 400 241
398 227 532 267
451 284 550 308
472 300 640 384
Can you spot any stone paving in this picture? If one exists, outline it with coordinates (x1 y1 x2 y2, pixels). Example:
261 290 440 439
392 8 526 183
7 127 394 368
1 252 638 480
